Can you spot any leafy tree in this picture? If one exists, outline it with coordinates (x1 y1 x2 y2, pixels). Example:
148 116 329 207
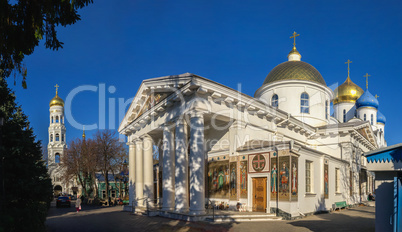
62 131 127 202
0 77 53 232
94 130 126 206
0 0 93 86
62 138 90 197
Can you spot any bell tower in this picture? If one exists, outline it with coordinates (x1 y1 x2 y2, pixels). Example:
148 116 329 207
48 84 67 195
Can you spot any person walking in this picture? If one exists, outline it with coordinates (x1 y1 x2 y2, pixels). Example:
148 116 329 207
75 195 82 213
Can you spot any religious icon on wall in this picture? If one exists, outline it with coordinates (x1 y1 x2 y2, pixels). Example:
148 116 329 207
249 153 269 173
270 156 278 200
324 163 329 199
240 161 247 198
218 170 225 190
291 156 298 201
207 161 229 198
252 154 266 172
230 162 237 200
278 156 290 201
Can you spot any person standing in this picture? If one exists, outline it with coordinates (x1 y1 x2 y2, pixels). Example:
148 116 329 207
75 195 82 213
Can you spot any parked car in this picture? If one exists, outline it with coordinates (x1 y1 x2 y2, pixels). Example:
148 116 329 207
56 196 71 208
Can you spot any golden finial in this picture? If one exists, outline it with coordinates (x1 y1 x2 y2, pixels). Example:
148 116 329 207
345 59 352 78
375 94 379 99
54 84 59 95
363 73 371 90
290 31 300 48
82 125 86 139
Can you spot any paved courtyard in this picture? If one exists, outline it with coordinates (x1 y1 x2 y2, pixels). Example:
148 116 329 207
46 201 375 232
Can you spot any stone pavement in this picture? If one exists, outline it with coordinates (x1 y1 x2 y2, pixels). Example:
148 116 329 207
46 202 375 232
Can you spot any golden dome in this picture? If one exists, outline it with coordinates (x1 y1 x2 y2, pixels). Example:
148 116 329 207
288 46 301 58
263 61 326 86
333 76 363 104
49 85 64 107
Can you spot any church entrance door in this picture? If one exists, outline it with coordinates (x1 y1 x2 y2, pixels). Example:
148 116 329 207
252 177 267 212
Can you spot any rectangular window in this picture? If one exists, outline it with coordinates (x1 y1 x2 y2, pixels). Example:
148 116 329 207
306 161 313 193
325 101 328 119
335 168 340 193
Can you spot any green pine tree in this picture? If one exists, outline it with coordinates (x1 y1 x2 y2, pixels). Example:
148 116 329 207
0 76 53 232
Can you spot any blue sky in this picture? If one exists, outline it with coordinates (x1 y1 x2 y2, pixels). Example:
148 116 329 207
8 0 402 147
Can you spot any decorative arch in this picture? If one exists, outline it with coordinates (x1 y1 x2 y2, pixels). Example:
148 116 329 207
55 115 59 123
56 133 60 141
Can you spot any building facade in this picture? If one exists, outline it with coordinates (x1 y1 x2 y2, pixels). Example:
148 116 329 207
119 35 386 218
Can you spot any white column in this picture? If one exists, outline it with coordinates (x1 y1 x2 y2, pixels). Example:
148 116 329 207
143 135 154 207
162 124 175 211
135 139 144 207
189 112 205 215
128 141 136 207
175 119 189 212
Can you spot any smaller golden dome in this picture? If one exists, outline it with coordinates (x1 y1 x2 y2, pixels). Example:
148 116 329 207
333 77 363 104
288 46 301 58
49 85 64 107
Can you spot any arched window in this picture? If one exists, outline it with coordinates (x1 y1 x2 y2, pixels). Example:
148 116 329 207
300 93 309 113
55 116 59 123
325 101 328 119
50 134 53 142
60 116 63 123
364 114 366 121
55 153 60 163
61 134 64 142
371 114 373 125
343 109 346 123
51 116 54 123
56 133 60 142
271 94 278 108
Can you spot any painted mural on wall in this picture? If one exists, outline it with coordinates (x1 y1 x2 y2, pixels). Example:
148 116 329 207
279 156 290 201
207 161 229 198
270 150 298 201
291 156 298 201
230 162 237 200
270 155 278 200
324 162 329 199
240 161 247 198
248 153 269 173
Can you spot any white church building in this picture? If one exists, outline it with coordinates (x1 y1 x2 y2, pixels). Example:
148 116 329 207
119 33 386 219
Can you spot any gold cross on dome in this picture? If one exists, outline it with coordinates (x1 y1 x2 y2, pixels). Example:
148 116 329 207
345 59 352 78
375 94 379 99
54 84 59 94
364 73 371 89
290 31 300 46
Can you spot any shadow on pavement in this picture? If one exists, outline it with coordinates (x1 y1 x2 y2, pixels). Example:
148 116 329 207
289 207 375 232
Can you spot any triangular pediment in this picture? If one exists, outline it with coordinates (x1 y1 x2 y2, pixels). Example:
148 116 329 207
354 122 378 148
118 73 195 132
